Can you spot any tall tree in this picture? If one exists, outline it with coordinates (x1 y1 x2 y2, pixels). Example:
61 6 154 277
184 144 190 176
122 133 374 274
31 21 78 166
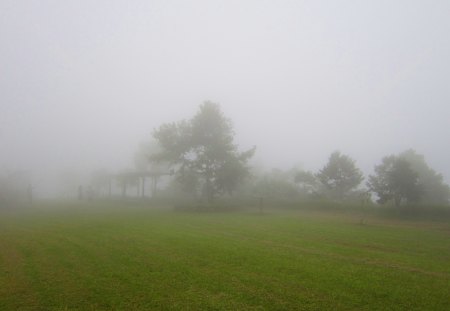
367 155 421 206
367 155 396 205
316 151 364 200
399 149 449 204
153 101 255 203
368 150 449 206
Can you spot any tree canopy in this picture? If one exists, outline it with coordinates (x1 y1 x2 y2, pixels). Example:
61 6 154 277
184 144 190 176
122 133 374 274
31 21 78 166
368 150 449 206
294 170 320 195
152 101 255 203
316 151 364 200
367 155 421 206
399 150 450 204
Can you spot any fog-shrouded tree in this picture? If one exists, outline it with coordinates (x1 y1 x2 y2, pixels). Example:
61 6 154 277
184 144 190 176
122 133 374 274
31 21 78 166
367 155 421 206
152 101 255 203
368 150 449 206
252 168 299 200
294 170 320 195
116 170 139 198
399 149 449 204
316 151 364 200
134 140 169 198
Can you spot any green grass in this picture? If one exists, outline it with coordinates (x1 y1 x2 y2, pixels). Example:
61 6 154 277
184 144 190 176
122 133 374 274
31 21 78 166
1 202 449 310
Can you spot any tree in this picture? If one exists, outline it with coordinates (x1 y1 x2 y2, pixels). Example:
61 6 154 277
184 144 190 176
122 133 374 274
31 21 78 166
368 150 449 206
134 140 169 198
253 168 299 200
152 101 255 203
399 149 449 204
316 151 364 200
294 170 320 195
116 170 139 198
367 155 395 205
367 155 421 206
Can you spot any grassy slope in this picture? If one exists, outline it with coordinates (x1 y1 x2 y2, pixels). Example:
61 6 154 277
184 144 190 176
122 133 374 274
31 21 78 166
0 202 449 310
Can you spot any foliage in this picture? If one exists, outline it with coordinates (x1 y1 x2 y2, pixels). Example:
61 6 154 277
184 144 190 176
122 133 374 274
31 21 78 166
134 140 171 197
134 141 156 172
294 170 320 195
367 155 421 206
252 169 299 199
368 150 449 206
152 102 255 203
399 149 450 204
316 151 364 200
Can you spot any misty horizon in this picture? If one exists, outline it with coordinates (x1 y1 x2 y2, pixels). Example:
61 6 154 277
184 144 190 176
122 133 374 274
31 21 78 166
2 1 450 196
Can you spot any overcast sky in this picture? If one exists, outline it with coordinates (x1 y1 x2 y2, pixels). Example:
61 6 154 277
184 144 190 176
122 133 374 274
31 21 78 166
1 0 450 190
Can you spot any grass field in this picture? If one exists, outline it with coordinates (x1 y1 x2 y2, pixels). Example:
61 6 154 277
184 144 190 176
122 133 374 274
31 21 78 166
1 201 449 310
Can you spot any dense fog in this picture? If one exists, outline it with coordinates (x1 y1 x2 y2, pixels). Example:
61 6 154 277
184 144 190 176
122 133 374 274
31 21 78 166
1 1 450 198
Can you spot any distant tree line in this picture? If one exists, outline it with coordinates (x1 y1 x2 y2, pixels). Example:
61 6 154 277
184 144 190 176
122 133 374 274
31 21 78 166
4 101 445 206
292 149 449 206
146 101 449 207
76 101 449 207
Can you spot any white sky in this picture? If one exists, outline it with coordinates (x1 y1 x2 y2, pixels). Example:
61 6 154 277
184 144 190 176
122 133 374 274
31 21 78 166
1 0 450 189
